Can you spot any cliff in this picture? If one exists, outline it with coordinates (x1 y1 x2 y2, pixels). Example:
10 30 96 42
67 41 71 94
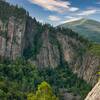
75 53 100 86
85 80 100 100
57 31 100 86
0 16 26 59
0 0 100 86
0 1 27 59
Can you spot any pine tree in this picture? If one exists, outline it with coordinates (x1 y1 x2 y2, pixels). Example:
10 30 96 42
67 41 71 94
27 81 59 100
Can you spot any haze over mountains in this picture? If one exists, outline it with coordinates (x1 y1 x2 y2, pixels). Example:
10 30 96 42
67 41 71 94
59 18 100 43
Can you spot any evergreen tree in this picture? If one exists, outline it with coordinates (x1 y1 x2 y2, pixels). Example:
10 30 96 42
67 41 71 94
27 81 58 100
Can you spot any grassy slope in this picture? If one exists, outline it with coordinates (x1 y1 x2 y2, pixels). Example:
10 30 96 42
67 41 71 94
59 19 100 43
89 44 100 57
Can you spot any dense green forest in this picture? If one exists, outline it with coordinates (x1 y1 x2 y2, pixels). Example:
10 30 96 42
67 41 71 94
0 58 91 100
0 0 27 21
27 81 58 100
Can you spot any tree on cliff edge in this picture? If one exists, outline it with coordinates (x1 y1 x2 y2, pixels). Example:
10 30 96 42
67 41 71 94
27 81 58 100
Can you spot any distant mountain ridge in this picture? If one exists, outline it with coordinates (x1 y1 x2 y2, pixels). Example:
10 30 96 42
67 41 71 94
59 18 100 43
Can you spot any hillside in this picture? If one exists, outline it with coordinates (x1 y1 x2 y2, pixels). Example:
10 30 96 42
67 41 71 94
59 18 100 43
0 1 100 100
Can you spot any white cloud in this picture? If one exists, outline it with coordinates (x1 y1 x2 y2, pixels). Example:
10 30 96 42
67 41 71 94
28 0 79 13
77 9 96 16
28 0 70 13
69 7 79 12
65 16 74 19
48 15 61 21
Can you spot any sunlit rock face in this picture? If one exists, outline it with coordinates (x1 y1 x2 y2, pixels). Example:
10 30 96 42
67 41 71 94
74 53 100 86
36 30 60 68
85 80 100 100
0 16 26 60
57 33 100 86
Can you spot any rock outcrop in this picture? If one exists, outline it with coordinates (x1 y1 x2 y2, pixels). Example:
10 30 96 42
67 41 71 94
85 80 100 100
59 89 81 100
0 16 26 59
57 33 100 86
75 53 100 86
36 30 60 68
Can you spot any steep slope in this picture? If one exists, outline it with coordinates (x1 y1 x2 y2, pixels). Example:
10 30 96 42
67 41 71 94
0 0 100 87
85 80 100 100
59 18 100 43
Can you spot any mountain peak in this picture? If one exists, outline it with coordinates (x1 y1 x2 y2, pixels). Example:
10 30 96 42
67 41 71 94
65 18 100 26
59 18 100 43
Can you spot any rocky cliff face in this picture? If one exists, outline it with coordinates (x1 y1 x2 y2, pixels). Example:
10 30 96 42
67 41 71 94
35 30 60 68
0 0 100 86
85 80 100 100
75 53 100 86
57 32 100 86
0 16 26 59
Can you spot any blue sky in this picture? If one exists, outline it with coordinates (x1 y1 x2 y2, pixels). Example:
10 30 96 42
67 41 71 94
7 0 100 26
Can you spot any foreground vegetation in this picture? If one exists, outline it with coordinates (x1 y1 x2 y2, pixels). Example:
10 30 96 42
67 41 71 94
0 58 91 100
27 81 58 100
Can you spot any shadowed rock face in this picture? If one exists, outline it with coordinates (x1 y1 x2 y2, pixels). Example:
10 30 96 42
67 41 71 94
85 80 100 100
36 30 60 68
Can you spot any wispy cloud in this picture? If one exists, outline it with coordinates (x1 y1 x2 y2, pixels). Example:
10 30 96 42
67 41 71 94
28 0 79 13
60 17 82 24
69 7 79 12
65 16 74 19
60 8 99 24
28 0 70 13
48 15 61 21
77 9 96 16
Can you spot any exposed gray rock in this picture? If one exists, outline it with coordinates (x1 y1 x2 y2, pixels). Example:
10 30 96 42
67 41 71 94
59 89 81 100
85 80 100 100
0 16 26 59
76 53 100 86
36 30 60 68
57 33 99 86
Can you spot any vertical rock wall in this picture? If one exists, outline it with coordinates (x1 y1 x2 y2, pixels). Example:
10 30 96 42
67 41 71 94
0 16 26 59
